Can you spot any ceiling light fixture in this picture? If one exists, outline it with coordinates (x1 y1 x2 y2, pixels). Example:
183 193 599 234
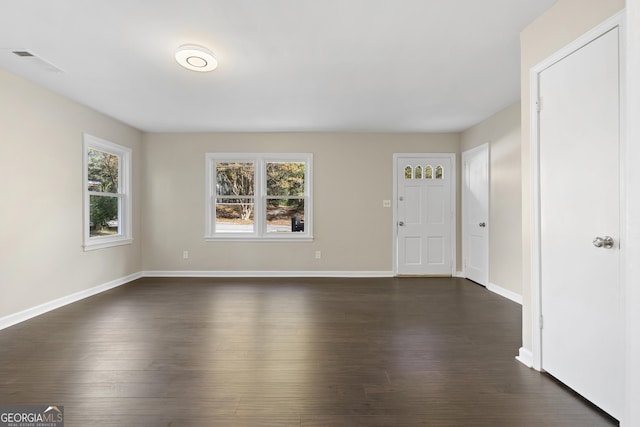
175 44 218 72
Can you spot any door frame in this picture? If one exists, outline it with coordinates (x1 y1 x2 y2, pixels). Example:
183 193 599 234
392 153 457 276
462 143 490 286
625 1 640 425
528 12 626 373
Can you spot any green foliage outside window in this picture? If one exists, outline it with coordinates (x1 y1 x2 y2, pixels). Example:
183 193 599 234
266 162 305 197
88 148 119 236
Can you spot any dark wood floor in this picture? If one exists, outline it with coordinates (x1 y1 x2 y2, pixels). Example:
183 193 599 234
0 277 616 426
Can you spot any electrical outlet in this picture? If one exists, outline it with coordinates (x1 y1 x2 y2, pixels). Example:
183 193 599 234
183 250 189 259
315 250 322 259
383 200 391 208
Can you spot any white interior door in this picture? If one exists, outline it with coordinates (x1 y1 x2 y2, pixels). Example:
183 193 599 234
396 155 453 275
462 144 489 286
539 27 622 419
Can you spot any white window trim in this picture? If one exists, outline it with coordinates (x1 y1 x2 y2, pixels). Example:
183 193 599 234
205 153 313 242
83 133 133 251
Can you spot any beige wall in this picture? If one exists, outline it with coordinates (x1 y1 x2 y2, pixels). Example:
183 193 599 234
0 69 143 319
520 0 625 350
461 102 522 296
141 132 460 273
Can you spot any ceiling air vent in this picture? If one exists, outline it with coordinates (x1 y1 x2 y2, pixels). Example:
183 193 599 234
9 49 63 73
12 50 35 57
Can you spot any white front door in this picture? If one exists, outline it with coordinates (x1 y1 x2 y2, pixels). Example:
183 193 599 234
538 26 622 419
462 144 489 286
395 155 453 276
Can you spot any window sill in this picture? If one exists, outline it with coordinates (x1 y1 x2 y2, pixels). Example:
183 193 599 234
84 237 133 251
205 235 313 243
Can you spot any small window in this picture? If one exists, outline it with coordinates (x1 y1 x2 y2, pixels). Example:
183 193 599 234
83 134 132 250
206 153 313 241
425 165 433 179
435 165 444 179
415 165 422 179
404 166 413 180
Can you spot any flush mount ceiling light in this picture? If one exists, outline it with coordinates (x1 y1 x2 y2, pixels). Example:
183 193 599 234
175 44 218 72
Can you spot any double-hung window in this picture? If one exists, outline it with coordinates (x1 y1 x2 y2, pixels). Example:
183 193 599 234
83 134 132 250
205 153 312 241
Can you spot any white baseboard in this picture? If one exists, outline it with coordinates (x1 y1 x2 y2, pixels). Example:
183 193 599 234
0 272 142 331
516 347 534 368
453 270 465 278
142 270 394 278
487 282 522 305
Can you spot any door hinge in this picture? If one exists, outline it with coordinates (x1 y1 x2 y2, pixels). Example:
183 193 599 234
539 315 544 330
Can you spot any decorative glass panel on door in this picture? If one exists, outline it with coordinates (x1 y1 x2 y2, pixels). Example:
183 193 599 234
415 165 422 179
404 166 413 180
425 165 433 179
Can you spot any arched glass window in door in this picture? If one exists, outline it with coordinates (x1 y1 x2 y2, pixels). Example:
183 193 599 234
404 166 413 180
415 165 422 179
425 165 433 179
435 165 444 179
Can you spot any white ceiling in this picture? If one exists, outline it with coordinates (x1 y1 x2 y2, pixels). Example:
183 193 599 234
0 0 557 133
